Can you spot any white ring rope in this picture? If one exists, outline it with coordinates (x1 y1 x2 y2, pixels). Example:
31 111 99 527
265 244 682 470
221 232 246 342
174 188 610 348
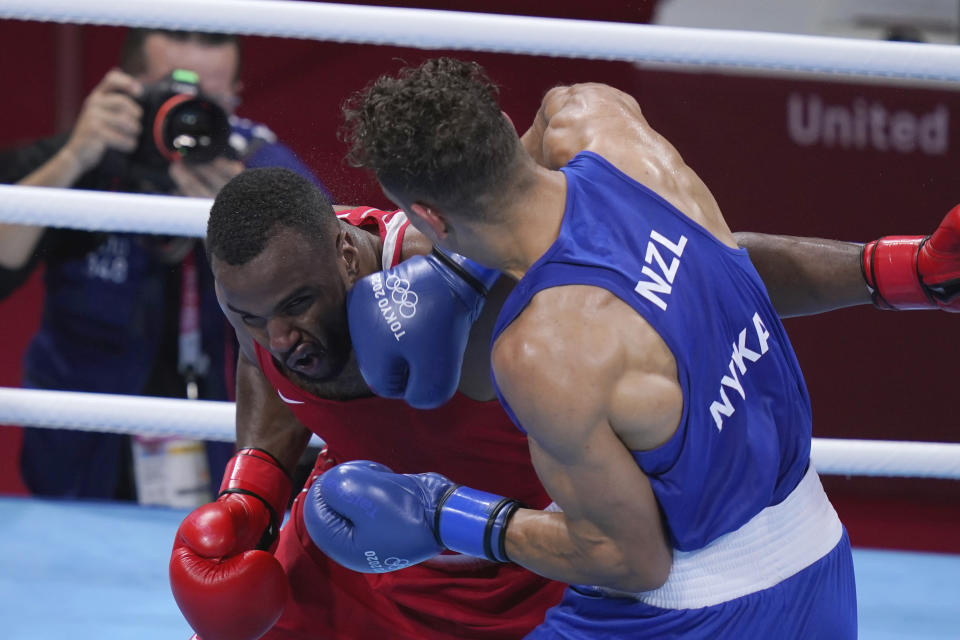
810 438 960 479
0 387 325 447
0 185 209 237
1 0 960 84
1 386 958 479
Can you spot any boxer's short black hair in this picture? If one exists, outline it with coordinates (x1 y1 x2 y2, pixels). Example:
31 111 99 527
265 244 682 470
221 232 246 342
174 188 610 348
206 167 336 266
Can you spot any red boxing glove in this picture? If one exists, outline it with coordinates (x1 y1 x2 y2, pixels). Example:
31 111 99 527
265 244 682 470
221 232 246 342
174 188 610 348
170 448 293 640
861 204 960 311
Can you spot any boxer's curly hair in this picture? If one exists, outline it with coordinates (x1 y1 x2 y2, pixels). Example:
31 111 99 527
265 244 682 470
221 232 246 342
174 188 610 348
341 57 519 220
206 167 337 265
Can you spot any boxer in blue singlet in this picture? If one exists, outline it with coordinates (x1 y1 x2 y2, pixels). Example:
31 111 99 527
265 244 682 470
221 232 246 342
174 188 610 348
487 150 856 638
333 57 857 639
302 57 958 639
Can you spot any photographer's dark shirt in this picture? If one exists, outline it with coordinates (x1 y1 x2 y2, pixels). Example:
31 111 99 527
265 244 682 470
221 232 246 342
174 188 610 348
0 135 179 395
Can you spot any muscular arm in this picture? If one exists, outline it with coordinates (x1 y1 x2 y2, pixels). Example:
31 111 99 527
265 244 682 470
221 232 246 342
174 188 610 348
523 85 872 320
459 229 870 400
492 286 675 591
735 232 870 318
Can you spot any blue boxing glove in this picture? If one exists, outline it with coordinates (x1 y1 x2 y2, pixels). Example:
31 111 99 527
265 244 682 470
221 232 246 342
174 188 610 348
347 248 500 409
303 460 521 573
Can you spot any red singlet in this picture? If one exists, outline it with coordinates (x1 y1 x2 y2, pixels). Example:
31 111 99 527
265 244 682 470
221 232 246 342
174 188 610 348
259 208 564 640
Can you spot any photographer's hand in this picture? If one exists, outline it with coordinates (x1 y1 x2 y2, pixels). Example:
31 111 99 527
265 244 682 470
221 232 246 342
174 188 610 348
1 70 144 270
169 156 244 198
62 69 144 178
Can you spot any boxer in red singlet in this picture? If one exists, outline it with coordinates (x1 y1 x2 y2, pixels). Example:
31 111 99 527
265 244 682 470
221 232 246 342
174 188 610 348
170 168 563 640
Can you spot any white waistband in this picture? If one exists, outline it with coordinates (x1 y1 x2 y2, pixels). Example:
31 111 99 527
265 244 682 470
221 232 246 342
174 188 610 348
594 465 843 609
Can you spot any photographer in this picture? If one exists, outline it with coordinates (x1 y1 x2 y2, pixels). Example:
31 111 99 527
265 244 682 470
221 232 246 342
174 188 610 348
0 29 326 503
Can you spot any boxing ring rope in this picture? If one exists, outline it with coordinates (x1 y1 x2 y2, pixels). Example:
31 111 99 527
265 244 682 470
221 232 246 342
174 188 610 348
2 0 960 84
0 388 328 447
0 184 209 237
0 3 958 482
1 387 959 479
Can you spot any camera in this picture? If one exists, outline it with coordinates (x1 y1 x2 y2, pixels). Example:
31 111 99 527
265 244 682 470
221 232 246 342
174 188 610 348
131 68 232 170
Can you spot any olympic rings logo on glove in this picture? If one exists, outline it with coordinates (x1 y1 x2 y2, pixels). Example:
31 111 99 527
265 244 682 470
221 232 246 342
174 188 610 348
384 556 411 569
385 274 419 318
364 549 412 572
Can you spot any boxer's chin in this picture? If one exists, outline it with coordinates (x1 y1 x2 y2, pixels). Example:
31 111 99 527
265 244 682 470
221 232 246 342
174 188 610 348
290 351 372 401
292 353 348 383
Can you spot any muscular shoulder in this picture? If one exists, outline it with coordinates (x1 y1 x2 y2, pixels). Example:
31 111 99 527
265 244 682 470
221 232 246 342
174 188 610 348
492 285 682 457
541 84 640 128
546 86 734 247
536 84 649 167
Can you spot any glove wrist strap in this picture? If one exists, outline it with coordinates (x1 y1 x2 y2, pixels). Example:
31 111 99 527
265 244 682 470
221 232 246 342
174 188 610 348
219 448 293 547
436 485 521 563
432 248 500 295
861 236 934 310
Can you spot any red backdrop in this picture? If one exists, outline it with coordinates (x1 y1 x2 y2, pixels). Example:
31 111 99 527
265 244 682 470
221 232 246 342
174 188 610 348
0 1 957 551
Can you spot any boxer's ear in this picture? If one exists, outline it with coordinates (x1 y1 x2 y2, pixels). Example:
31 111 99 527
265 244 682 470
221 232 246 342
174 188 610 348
409 202 448 241
337 229 362 285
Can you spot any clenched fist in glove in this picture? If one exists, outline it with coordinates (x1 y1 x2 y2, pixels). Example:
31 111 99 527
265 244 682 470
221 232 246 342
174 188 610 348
862 204 960 311
303 460 522 574
170 448 292 640
347 248 500 409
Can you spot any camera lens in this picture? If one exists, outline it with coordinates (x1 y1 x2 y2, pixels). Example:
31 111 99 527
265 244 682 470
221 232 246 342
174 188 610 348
156 97 231 164
128 69 234 187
